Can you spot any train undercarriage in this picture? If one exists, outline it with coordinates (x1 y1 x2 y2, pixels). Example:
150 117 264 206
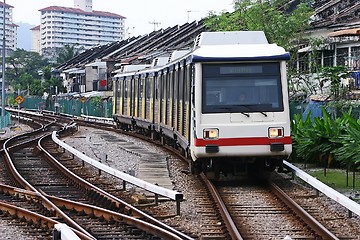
190 157 284 180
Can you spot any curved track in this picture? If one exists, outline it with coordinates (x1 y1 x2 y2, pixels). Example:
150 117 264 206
2 110 359 239
0 111 192 239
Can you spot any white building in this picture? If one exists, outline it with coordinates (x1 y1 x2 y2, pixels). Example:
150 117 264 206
0 1 17 55
38 0 125 57
30 25 40 53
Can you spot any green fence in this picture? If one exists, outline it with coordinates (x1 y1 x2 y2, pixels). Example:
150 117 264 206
20 97 112 118
0 110 12 129
50 98 112 118
11 95 360 121
289 101 308 120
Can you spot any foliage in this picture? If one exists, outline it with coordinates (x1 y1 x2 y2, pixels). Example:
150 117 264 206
6 96 16 106
6 49 49 92
288 37 326 97
29 79 48 96
292 109 345 167
292 106 360 172
56 44 83 65
331 112 360 169
319 66 350 100
91 96 103 110
4 49 69 96
204 0 314 50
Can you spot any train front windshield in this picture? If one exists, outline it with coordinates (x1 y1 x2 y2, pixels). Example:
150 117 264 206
202 62 284 114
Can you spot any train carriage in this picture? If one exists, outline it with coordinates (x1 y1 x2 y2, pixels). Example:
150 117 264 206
113 31 292 179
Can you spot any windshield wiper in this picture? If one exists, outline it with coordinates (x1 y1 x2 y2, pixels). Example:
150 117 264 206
259 111 268 117
235 104 268 117
215 107 250 117
240 112 250 117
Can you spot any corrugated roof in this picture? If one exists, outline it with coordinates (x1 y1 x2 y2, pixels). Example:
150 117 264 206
328 28 360 37
311 0 360 29
57 20 206 71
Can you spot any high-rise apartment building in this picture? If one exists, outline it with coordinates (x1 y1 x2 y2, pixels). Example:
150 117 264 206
38 0 125 57
0 1 17 56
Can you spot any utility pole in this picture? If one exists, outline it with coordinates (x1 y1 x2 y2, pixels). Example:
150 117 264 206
149 20 161 31
1 0 6 129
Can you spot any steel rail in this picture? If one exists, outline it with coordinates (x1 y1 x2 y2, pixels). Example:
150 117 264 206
45 193 184 240
199 173 244 240
0 198 92 240
2 124 96 239
270 182 339 240
39 132 194 240
4 110 193 240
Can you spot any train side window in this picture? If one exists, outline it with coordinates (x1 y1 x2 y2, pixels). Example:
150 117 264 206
146 76 151 100
124 79 129 98
139 77 144 99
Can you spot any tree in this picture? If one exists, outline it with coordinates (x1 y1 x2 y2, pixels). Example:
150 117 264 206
288 37 327 97
319 66 349 101
204 0 314 50
6 49 49 94
42 77 65 95
56 44 83 65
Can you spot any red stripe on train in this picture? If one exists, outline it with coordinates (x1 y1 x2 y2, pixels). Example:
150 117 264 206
194 136 292 147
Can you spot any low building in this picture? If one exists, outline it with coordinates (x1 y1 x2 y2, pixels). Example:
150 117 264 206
291 0 360 97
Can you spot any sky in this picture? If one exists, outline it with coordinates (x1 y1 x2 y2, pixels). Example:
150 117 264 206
6 0 235 37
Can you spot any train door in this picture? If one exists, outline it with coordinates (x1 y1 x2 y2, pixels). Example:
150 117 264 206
184 64 192 141
147 73 154 122
154 72 161 125
178 62 185 135
162 69 168 124
167 67 174 128
134 75 140 118
116 78 125 115
139 74 146 119
173 65 179 130
113 79 119 115
124 77 132 116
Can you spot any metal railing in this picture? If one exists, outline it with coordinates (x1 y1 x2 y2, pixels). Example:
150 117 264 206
52 131 184 215
283 160 360 217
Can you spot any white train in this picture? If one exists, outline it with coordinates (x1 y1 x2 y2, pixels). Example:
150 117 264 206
113 31 292 179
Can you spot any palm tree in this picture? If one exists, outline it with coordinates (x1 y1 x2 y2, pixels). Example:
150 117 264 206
56 45 83 65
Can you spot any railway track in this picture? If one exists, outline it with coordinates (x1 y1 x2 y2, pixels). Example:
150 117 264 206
1 110 360 239
0 112 193 239
53 113 360 239
214 179 327 239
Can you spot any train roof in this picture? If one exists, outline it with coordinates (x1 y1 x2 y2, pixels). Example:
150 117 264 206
190 31 290 62
194 31 269 46
190 43 290 62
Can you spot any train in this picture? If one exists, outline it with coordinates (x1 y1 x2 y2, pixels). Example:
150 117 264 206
112 31 292 179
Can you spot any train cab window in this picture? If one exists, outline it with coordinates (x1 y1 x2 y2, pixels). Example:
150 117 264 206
202 63 284 114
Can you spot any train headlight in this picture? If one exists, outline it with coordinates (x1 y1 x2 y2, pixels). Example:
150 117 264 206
203 128 219 140
268 127 284 138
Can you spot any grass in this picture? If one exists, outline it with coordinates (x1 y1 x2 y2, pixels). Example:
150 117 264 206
309 169 360 191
